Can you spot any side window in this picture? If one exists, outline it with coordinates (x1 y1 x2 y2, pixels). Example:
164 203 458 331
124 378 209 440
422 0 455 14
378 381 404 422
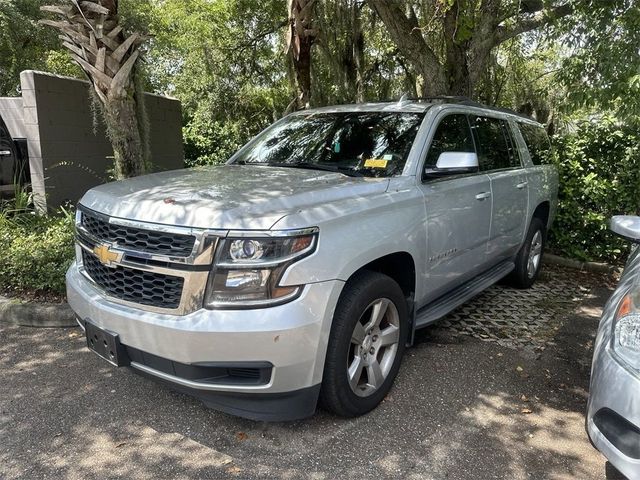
424 114 475 168
471 116 514 171
519 122 551 165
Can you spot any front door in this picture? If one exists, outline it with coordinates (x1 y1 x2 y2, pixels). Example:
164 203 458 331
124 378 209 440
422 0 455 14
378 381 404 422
418 113 493 303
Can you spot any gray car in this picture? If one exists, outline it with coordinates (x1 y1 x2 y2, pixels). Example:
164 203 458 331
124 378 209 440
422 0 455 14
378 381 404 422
587 216 640 479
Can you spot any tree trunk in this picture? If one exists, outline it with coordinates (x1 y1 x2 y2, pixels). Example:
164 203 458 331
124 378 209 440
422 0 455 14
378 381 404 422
443 0 471 97
40 1 147 178
286 0 318 110
294 36 313 108
104 90 146 179
352 3 365 103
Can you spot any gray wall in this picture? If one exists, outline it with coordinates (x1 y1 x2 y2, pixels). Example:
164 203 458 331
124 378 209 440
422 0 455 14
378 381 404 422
17 71 184 210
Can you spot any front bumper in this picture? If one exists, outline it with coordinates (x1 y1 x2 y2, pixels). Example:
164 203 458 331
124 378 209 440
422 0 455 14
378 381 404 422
66 263 344 420
587 341 640 479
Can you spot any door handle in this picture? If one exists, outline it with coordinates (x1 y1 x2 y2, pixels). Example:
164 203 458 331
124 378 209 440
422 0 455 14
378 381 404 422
516 181 528 189
0 150 11 156
475 192 491 201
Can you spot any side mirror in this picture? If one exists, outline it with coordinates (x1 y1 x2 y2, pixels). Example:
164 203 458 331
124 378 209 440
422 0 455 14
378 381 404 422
611 215 640 243
425 152 479 178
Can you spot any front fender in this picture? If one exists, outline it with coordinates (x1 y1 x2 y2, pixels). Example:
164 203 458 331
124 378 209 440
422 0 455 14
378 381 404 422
272 186 426 290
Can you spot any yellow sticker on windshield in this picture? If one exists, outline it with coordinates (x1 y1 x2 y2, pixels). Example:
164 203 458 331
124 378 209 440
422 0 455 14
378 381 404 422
364 158 388 168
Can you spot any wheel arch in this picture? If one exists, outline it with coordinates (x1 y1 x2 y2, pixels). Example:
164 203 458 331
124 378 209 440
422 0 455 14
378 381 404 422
346 251 417 315
531 201 551 233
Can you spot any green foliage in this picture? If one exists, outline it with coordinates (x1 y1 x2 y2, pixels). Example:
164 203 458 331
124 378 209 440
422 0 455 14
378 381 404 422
0 208 75 295
0 0 82 95
43 50 83 79
141 0 290 165
549 116 640 263
557 0 640 125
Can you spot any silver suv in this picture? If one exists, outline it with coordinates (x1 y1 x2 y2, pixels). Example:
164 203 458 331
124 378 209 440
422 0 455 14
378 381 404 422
66 98 558 420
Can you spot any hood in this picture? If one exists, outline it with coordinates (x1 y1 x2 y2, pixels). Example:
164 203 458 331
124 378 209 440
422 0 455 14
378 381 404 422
79 165 390 230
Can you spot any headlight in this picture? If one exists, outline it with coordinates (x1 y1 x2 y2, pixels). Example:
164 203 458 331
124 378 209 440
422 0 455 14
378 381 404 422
612 286 640 370
204 229 318 308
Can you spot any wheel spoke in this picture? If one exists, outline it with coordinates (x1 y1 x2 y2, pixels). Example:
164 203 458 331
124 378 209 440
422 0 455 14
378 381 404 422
351 322 366 345
378 325 399 347
532 243 542 257
365 298 389 331
348 355 364 390
528 258 535 276
526 231 543 278
367 359 384 388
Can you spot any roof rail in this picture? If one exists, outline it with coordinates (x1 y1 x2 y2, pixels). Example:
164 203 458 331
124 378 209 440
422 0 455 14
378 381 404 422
387 94 535 121
407 95 533 120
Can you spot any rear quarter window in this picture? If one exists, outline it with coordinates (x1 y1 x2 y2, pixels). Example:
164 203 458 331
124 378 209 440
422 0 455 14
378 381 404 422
518 122 551 165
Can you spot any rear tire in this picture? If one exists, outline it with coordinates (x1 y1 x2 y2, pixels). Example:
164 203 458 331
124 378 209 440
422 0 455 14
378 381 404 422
507 217 546 289
320 271 408 417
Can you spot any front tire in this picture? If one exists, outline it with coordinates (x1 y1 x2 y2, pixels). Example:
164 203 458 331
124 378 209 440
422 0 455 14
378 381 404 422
507 217 546 289
320 271 408 417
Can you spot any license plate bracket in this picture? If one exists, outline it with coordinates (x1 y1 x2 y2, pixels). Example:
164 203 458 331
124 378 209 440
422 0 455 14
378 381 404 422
84 320 130 367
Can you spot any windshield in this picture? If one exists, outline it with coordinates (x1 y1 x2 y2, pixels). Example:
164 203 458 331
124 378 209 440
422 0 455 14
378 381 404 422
232 111 425 177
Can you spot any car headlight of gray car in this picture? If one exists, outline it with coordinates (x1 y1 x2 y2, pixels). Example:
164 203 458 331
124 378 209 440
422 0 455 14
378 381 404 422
204 229 318 308
612 286 640 371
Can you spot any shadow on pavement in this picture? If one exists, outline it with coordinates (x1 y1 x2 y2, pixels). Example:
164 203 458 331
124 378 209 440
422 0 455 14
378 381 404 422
0 266 614 479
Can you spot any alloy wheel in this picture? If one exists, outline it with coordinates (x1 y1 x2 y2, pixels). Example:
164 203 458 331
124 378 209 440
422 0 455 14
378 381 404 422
347 298 400 397
527 230 543 279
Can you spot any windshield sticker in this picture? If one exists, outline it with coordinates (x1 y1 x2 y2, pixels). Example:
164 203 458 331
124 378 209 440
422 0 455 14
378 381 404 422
364 158 389 168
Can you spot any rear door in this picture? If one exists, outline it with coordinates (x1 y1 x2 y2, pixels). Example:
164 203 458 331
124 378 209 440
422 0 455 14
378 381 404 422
418 113 493 302
471 115 528 263
0 117 17 196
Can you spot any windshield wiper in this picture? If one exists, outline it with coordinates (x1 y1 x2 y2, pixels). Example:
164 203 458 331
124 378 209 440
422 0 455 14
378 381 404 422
266 162 363 177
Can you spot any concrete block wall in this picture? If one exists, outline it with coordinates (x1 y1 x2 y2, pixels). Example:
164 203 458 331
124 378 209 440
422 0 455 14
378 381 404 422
17 71 184 210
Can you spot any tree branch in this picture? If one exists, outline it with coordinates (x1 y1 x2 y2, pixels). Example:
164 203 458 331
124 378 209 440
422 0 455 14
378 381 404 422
494 2 573 44
365 0 446 94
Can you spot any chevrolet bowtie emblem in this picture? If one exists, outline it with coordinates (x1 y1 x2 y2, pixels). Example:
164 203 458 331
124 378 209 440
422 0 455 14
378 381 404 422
93 243 122 267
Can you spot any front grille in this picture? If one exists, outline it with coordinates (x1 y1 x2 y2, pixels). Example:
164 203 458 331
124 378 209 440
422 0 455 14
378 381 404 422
82 250 184 309
81 208 196 257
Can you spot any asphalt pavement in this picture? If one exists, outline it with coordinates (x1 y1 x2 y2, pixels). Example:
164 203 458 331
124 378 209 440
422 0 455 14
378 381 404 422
0 268 614 479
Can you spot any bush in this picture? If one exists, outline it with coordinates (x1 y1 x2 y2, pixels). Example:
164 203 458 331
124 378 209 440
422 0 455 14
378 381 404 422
0 210 75 296
549 116 640 263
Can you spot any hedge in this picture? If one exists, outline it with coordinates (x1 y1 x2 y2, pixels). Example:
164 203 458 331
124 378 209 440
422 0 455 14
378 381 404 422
548 116 640 263
0 210 75 296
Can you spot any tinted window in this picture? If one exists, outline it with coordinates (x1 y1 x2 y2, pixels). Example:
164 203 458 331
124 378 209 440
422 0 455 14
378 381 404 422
234 112 425 177
424 114 475 167
519 122 551 165
472 116 517 171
